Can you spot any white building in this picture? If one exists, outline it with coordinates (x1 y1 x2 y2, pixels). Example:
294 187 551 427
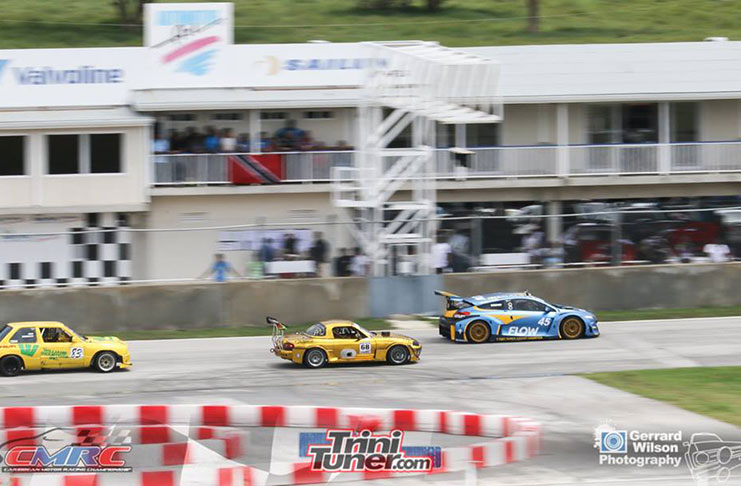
2 37 741 285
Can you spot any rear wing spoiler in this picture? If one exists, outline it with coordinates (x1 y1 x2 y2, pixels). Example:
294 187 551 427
434 290 474 309
268 316 286 352
267 316 286 330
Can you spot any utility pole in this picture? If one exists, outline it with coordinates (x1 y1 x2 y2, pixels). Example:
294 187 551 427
527 0 540 33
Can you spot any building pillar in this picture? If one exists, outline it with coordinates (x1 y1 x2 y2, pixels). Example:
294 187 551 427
658 102 671 174
249 110 261 153
556 103 570 176
546 200 563 244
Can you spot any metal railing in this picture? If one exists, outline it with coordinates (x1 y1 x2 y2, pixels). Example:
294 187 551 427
151 141 741 185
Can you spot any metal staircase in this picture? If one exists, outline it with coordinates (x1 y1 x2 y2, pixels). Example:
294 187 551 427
332 41 502 275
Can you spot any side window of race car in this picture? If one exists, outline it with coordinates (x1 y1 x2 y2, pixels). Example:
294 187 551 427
9 327 37 344
512 299 548 312
479 301 504 311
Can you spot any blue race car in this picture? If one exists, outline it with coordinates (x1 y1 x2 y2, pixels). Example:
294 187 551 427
435 290 600 343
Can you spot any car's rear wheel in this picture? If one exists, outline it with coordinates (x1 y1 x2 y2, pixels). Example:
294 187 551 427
386 345 410 365
560 317 585 340
0 356 23 377
93 352 117 373
303 348 328 369
466 321 491 344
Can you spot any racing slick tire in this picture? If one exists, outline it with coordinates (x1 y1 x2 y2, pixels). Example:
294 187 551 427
0 356 23 377
93 351 118 373
466 321 491 344
304 348 328 369
560 317 585 340
386 345 410 365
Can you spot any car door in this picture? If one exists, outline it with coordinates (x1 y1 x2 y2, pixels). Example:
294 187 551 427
39 327 82 368
7 326 42 369
499 299 553 338
331 326 374 362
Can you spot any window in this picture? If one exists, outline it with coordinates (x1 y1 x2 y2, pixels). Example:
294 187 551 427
48 135 79 174
466 124 499 147
41 327 73 343
47 135 123 174
478 301 504 310
40 262 52 280
0 325 12 342
9 327 37 344
0 136 25 176
261 111 288 120
671 102 698 142
622 104 658 143
90 134 121 173
588 105 618 144
305 323 326 337
211 113 243 121
303 111 333 120
511 299 548 312
333 326 365 339
168 114 196 122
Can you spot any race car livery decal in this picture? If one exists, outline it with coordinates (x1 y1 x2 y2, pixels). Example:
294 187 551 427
340 349 357 359
505 326 538 337
70 347 84 359
359 341 371 354
18 344 39 357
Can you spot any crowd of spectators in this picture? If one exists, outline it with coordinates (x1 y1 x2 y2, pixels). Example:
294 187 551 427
154 120 354 154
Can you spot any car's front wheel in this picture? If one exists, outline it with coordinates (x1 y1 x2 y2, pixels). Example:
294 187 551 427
303 348 328 369
466 321 491 344
560 317 585 340
386 345 410 365
0 356 23 377
93 352 118 373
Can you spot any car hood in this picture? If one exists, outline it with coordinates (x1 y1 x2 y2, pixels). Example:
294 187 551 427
372 331 414 341
85 336 126 345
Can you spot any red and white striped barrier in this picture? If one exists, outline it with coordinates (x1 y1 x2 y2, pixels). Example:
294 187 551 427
0 404 541 485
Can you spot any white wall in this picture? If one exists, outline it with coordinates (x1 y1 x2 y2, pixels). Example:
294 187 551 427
0 125 150 214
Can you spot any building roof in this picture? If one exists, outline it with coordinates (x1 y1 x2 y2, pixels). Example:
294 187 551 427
0 107 152 130
465 40 741 103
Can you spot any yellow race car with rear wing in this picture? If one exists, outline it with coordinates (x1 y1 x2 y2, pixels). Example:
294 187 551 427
269 316 422 368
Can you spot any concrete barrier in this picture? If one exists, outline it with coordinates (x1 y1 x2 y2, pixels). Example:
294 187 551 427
0 263 739 332
0 277 369 332
442 262 741 311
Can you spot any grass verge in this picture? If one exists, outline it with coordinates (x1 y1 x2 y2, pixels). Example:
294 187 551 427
88 318 392 341
597 306 741 322
585 367 741 427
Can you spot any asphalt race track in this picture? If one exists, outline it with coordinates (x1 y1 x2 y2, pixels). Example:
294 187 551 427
3 317 741 485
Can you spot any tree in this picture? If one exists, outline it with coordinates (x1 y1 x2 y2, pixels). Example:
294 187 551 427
113 0 148 25
358 0 443 11
527 0 539 33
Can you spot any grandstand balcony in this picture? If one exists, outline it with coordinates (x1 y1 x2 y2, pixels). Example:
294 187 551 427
151 140 741 187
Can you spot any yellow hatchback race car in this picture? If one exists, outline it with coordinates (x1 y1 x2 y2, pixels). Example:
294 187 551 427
269 316 422 368
0 321 132 377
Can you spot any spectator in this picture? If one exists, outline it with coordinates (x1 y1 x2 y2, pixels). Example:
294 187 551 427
275 119 304 150
703 238 731 263
259 131 273 151
154 131 170 153
334 248 353 277
283 232 298 258
199 253 240 282
184 127 204 153
432 237 452 274
310 231 329 277
542 241 565 268
170 130 186 153
299 130 315 151
259 238 276 275
204 126 221 153
350 247 369 277
220 128 237 152
236 133 251 152
677 236 693 263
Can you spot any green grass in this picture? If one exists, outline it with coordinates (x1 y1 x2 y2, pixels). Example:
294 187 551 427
3 0 741 49
597 306 741 322
585 367 741 427
87 317 392 341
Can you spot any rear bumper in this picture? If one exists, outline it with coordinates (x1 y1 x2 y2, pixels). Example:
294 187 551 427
439 318 464 342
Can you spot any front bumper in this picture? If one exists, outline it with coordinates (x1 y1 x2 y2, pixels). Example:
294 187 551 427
119 353 132 369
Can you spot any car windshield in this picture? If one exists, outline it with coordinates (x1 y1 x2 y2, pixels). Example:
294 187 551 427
65 325 86 341
0 325 11 342
304 323 326 337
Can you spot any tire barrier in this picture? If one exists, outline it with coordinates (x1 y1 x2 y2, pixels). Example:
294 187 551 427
0 404 541 485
